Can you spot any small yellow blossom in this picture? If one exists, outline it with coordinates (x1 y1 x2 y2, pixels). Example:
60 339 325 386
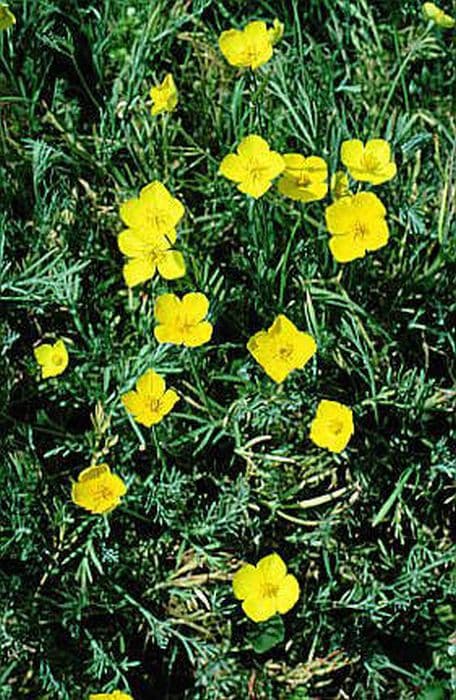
247 314 316 383
309 400 354 453
118 228 185 287
89 692 133 700
122 369 179 427
119 181 184 239
233 553 300 623
341 139 397 185
0 4 15 30
325 191 389 263
330 170 351 200
277 154 327 202
268 18 284 45
34 339 68 379
149 73 178 115
154 292 213 347
219 135 284 199
219 20 278 70
423 2 455 27
71 464 127 515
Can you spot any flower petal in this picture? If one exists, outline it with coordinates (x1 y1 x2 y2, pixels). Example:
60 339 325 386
237 134 270 158
157 250 186 280
232 563 262 600
219 154 248 183
257 553 287 587
183 321 213 347
181 292 209 324
154 293 181 324
242 594 277 623
329 234 365 263
136 369 165 399
160 389 180 416
276 574 300 614
237 176 272 199
341 139 364 169
123 258 156 287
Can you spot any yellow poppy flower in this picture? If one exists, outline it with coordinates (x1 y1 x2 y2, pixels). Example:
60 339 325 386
71 465 127 515
330 170 351 200
121 369 179 427
33 339 68 379
341 138 397 185
118 228 185 287
233 553 300 623
423 2 455 27
0 4 15 30
154 292 213 348
325 191 389 263
149 73 178 115
89 692 133 700
268 18 284 45
219 135 285 199
219 20 275 70
247 314 316 384
309 400 354 453
119 181 184 240
277 154 328 202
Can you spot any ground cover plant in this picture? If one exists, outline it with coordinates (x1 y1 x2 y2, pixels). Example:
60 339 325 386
0 0 455 698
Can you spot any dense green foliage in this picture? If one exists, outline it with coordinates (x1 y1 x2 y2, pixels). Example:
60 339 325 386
1 0 455 698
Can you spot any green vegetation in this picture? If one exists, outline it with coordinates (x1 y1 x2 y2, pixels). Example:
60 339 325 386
1 0 455 697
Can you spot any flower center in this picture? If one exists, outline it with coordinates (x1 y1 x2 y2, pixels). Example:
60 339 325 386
149 398 161 413
93 484 114 504
52 353 63 366
277 344 293 361
262 581 280 598
329 419 343 435
354 221 368 240
363 155 380 171
297 173 311 187
248 158 269 181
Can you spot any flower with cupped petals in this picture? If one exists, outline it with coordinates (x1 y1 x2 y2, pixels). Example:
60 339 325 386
34 339 68 379
122 369 179 427
247 314 316 383
119 181 184 239
423 2 455 27
89 692 133 700
341 139 397 185
309 400 354 453
219 135 284 199
154 292 213 348
277 154 328 202
233 553 300 623
325 191 389 263
330 170 351 200
219 20 279 70
71 465 127 515
0 4 15 30
118 228 185 287
149 73 178 115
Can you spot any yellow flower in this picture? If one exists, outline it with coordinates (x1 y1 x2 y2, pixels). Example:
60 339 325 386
309 400 354 453
119 181 185 239
121 369 179 427
89 692 133 700
247 314 316 383
423 2 455 27
341 138 397 185
118 228 185 287
34 339 68 379
233 553 300 623
219 135 284 199
71 464 127 515
277 154 328 202
268 18 284 45
325 191 389 263
154 292 213 347
0 4 15 30
149 73 178 115
330 170 351 200
219 20 276 70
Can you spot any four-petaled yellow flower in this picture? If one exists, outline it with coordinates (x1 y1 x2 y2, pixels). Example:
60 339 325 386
219 20 277 70
277 154 328 202
154 292 213 347
72 464 127 515
247 314 316 383
118 181 186 287
122 369 179 427
150 73 178 115
325 191 389 263
423 2 455 27
219 135 284 199
341 139 397 185
233 553 300 623
34 339 69 379
89 692 133 700
0 3 15 30
330 170 351 200
309 400 354 453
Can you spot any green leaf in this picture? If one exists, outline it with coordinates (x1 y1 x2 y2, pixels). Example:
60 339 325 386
247 615 285 654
